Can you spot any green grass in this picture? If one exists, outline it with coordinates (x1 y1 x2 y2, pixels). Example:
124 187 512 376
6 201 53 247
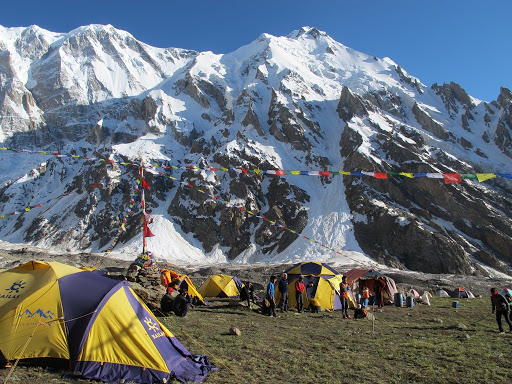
2 297 512 383
162 297 512 384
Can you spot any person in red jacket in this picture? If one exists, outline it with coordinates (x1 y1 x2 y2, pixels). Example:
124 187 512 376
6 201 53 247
295 275 306 313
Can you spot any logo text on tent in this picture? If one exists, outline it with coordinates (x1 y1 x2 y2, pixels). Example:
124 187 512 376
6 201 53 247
144 316 164 339
1 280 26 299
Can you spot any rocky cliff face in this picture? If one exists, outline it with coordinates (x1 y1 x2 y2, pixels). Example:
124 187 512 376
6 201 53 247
0 25 511 275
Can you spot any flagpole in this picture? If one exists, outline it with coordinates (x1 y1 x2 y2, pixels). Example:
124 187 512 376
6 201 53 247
140 159 146 257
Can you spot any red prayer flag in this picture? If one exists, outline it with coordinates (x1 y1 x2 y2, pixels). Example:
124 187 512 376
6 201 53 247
275 170 286 176
443 173 462 184
374 172 388 179
143 220 155 238
142 178 150 190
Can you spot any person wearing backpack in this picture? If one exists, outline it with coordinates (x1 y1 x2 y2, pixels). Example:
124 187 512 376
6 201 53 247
491 287 512 334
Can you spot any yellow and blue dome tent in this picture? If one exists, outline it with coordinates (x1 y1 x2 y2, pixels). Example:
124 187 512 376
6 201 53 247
160 269 205 304
198 274 243 298
0 261 213 383
275 261 356 310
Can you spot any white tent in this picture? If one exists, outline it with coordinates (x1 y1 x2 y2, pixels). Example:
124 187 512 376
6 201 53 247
435 289 450 297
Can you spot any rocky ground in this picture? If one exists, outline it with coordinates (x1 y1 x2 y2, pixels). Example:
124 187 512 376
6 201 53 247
2 245 512 300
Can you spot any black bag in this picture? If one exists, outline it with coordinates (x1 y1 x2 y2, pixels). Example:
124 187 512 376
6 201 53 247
354 308 368 319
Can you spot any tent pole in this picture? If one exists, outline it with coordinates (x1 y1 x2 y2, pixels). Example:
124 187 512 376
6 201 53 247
372 301 375 335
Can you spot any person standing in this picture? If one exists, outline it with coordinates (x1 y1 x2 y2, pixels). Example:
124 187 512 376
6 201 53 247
361 286 370 309
374 277 386 308
240 282 255 308
266 275 278 317
491 288 512 334
278 273 289 313
295 275 306 313
339 276 351 319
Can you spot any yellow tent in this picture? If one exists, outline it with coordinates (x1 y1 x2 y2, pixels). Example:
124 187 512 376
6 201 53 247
160 269 205 304
198 274 241 298
275 262 356 310
0 261 213 383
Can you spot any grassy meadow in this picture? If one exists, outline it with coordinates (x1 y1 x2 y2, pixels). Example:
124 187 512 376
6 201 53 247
1 297 512 384
162 296 512 384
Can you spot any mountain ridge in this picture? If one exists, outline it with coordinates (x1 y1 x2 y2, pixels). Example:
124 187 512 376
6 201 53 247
0 25 511 275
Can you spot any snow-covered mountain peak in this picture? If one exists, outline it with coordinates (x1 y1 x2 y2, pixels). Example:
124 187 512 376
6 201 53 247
0 23 511 276
288 26 328 40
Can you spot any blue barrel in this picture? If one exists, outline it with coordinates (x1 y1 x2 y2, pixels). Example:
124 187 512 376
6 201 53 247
452 300 459 308
406 296 415 308
394 293 404 307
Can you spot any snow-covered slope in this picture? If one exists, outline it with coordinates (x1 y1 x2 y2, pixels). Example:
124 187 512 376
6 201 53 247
0 25 511 275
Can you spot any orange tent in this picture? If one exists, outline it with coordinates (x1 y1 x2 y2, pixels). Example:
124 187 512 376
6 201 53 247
160 269 205 304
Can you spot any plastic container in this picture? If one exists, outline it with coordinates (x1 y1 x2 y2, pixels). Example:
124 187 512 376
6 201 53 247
394 293 404 307
452 300 459 309
406 295 415 308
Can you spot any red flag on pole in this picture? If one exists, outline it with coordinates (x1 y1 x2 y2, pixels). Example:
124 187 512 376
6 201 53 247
144 219 155 238
142 178 150 190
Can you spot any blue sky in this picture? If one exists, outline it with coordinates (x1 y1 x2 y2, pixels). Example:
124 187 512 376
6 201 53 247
2 0 510 101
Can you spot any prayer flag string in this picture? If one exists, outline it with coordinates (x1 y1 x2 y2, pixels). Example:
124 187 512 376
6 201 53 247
0 184 101 220
0 146 510 184
90 177 142 268
147 169 377 267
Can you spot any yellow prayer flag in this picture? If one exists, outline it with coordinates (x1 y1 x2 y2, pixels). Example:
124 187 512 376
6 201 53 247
476 173 496 182
399 172 414 178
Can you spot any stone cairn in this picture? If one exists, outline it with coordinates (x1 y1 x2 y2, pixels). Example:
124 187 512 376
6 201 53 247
126 265 166 314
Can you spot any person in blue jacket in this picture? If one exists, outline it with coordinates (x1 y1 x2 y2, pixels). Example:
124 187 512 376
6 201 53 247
266 275 278 317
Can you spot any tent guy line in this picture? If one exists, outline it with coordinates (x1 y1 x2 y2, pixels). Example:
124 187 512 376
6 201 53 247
1 146 510 184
